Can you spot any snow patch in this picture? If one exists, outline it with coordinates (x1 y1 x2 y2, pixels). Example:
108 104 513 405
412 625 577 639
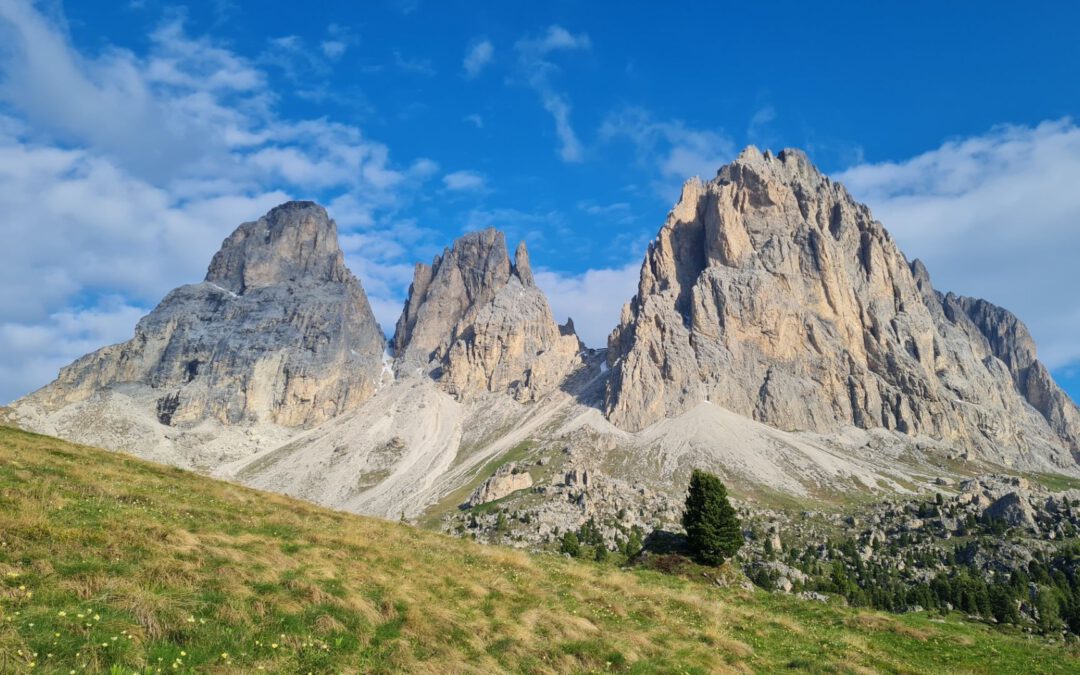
205 282 238 298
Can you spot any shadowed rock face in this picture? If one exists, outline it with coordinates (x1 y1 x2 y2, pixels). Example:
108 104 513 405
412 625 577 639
393 228 581 402
941 294 1080 453
605 147 1080 465
22 201 386 427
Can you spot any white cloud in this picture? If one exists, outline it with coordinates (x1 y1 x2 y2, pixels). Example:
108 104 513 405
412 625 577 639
519 26 591 54
600 107 735 195
0 3 436 402
463 39 493 78
514 26 590 163
393 50 435 76
0 299 147 403
463 113 484 129
747 105 776 145
320 25 353 61
576 200 636 225
835 119 1080 370
321 40 347 59
534 263 641 348
442 169 487 192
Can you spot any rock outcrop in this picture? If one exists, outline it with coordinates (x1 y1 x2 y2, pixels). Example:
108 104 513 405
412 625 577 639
393 228 581 401
465 463 534 507
605 147 1080 467
19 201 386 428
984 492 1037 529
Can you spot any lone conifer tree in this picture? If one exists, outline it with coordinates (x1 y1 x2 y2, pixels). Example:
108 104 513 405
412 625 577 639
682 469 743 565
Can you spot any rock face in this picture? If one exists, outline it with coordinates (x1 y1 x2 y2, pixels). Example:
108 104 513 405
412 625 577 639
942 294 1080 452
393 228 581 401
605 147 1080 466
21 201 385 428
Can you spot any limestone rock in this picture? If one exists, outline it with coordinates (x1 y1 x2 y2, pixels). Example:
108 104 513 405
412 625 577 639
466 463 534 507
605 147 1080 468
984 492 1037 528
18 201 385 429
393 228 581 401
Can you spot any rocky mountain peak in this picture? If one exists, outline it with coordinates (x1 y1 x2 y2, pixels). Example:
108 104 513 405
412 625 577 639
16 202 386 455
392 228 512 364
717 146 826 191
205 200 350 294
606 148 1080 468
393 228 580 401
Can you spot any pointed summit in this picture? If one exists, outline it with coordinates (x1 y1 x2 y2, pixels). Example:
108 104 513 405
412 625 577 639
718 146 826 191
513 240 534 286
393 229 580 401
392 228 512 364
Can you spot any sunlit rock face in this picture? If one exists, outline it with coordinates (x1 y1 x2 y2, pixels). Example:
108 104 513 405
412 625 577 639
393 228 581 402
605 147 1079 467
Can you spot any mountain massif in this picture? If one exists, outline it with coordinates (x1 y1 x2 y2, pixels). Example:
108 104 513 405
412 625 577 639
605 147 1079 465
9 148 1080 540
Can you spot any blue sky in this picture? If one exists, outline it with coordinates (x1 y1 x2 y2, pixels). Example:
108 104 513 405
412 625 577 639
0 0 1078 404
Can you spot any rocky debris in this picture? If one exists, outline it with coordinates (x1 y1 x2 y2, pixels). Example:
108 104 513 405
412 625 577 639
604 147 1080 471
745 560 808 593
393 228 581 402
451 457 683 550
16 201 385 429
466 463 534 507
733 472 1080 601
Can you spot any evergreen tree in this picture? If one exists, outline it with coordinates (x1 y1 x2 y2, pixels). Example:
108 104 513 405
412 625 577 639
560 531 581 558
624 529 643 559
682 469 743 566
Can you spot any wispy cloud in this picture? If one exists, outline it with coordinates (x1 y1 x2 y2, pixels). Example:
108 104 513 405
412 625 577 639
514 26 590 163
600 107 735 195
576 200 637 225
320 24 355 60
442 170 487 192
463 39 493 78
393 50 435 76
836 119 1080 370
747 104 777 146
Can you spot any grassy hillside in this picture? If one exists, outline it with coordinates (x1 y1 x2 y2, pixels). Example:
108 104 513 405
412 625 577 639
0 426 1076 674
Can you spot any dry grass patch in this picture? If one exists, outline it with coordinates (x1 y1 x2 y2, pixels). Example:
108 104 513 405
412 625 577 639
846 613 931 641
